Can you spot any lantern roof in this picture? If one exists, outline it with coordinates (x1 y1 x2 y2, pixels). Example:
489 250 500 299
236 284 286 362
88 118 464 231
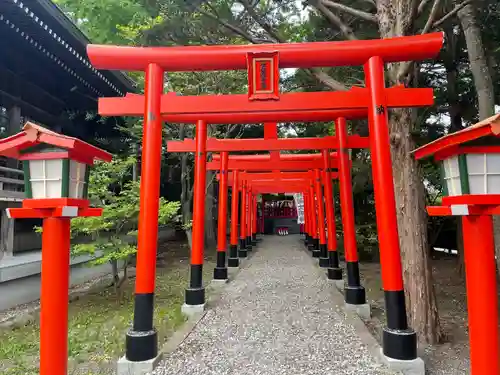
413 114 500 160
0 122 112 164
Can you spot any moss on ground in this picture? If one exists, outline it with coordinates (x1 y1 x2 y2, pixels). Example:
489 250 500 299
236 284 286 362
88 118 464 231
0 243 215 375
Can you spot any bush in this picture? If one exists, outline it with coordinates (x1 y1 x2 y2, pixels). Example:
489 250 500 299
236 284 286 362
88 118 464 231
70 157 180 292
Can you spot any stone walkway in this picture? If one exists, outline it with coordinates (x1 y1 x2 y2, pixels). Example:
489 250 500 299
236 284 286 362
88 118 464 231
152 235 394 375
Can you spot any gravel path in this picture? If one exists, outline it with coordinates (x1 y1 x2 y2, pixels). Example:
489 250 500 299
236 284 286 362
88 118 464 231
152 235 395 375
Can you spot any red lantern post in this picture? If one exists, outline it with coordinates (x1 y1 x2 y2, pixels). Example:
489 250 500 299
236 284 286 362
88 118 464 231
0 123 111 375
414 114 500 375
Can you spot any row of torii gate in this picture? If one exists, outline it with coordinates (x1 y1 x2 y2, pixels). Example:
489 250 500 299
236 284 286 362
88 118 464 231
82 32 494 375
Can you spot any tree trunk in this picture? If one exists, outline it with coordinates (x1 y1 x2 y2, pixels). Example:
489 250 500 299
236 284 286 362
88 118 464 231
204 171 217 249
458 3 500 278
375 0 443 344
204 125 217 249
390 108 443 344
458 4 495 120
180 124 193 226
443 25 466 276
443 25 464 133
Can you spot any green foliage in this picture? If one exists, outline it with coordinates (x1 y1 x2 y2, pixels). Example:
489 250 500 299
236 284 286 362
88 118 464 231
70 157 180 267
54 0 153 45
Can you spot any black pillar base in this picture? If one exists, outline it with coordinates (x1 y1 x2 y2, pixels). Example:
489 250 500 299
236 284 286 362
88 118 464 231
312 250 320 258
318 257 329 267
213 267 228 280
307 244 314 252
125 328 158 361
185 287 205 306
238 249 248 258
319 244 328 259
313 238 320 251
239 238 246 250
345 285 366 305
382 327 418 360
246 236 252 249
327 267 343 280
251 237 257 246
307 236 314 247
227 257 240 267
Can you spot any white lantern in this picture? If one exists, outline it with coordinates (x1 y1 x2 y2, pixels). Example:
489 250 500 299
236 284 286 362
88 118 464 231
23 149 89 200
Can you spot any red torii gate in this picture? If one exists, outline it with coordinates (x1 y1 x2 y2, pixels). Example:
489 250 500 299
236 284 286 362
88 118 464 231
168 125 351 283
216 155 342 272
241 177 327 257
211 142 365 305
88 32 443 369
176 137 347 280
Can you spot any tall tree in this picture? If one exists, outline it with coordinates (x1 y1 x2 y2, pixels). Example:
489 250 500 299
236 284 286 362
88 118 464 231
456 0 499 276
457 3 495 120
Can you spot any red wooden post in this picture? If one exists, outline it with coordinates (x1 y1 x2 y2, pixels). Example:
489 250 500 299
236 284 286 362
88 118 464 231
252 195 258 243
40 217 71 375
305 189 312 247
336 117 366 306
314 169 327 260
308 182 319 253
303 192 310 245
246 189 253 250
322 150 342 280
462 214 499 375
261 195 265 234
365 57 416 361
228 170 240 267
184 119 208 310
239 179 248 257
214 151 229 280
128 63 163 361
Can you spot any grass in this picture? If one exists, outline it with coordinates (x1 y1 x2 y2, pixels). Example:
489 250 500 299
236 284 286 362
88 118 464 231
0 240 215 375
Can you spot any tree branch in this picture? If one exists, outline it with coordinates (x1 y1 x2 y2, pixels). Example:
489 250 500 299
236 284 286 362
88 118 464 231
309 68 349 90
397 0 443 83
417 0 432 15
240 0 286 42
314 1 358 40
198 8 260 43
199 3 349 91
321 0 377 22
431 0 473 29
422 0 442 34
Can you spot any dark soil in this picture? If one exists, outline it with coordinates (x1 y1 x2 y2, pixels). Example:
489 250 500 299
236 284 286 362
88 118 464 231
360 256 499 374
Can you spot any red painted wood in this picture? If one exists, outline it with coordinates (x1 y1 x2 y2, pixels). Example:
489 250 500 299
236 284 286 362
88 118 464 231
167 135 370 152
98 87 434 123
87 32 443 71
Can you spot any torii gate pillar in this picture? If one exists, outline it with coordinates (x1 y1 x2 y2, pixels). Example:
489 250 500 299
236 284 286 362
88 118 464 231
228 170 240 267
336 117 369 315
182 120 208 315
214 151 229 281
365 57 418 365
